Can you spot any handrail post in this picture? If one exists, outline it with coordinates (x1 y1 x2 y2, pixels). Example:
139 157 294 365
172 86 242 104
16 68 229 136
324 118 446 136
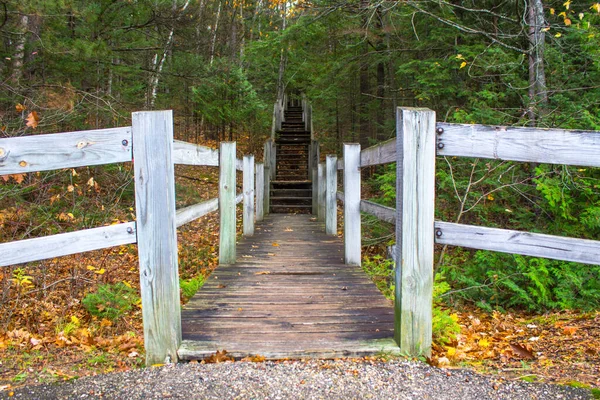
318 162 326 221
219 142 236 264
394 107 436 357
263 140 271 215
243 155 255 236
132 110 181 366
326 155 338 235
343 143 361 266
256 162 264 222
270 140 277 181
311 141 320 214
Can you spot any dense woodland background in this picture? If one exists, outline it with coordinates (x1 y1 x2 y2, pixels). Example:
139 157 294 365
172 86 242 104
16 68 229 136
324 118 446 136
1 0 600 388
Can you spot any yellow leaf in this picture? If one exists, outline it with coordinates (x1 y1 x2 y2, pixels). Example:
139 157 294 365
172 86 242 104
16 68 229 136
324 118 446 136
564 18 571 26
86 265 96 271
479 338 491 348
459 61 467 69
94 268 106 275
272 242 279 247
541 27 550 32
455 54 464 60
550 8 555 15
487 194 495 201
71 169 78 176
446 346 457 356
563 0 571 10
70 316 80 326
87 177 94 187
15 103 26 112
67 213 75 220
592 3 600 13
67 185 75 192
555 32 562 38
122 281 132 288
558 11 567 18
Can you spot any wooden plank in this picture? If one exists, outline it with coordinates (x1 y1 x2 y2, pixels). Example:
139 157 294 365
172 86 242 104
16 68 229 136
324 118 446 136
175 198 219 228
317 163 326 221
172 140 218 166
0 222 136 268
255 163 264 222
435 221 600 266
360 200 396 224
132 110 181 366
337 158 344 171
437 122 600 167
360 138 396 167
219 142 237 264
0 127 132 175
395 107 435 357
243 155 255 236
343 144 361 266
311 141 320 214
326 155 338 235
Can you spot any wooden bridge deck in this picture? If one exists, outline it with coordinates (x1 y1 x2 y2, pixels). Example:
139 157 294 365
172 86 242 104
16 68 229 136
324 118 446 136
178 214 398 360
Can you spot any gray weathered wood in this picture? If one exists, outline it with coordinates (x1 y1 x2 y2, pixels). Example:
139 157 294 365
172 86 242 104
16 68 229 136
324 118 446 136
255 163 264 222
172 140 219 166
176 198 219 228
344 144 361 266
311 141 320 214
360 138 396 168
337 191 344 202
438 122 600 167
243 155 255 236
395 107 436 357
132 110 181 366
0 127 132 175
326 155 338 235
435 221 600 266
360 200 396 224
318 163 326 221
236 158 244 171
0 222 136 268
263 141 271 215
219 142 237 264
337 158 344 170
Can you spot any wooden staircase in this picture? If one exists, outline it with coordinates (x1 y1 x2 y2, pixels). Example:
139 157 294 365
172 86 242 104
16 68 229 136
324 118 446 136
271 103 312 213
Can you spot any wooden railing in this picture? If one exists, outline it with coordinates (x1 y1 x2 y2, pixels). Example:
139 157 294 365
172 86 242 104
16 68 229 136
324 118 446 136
313 107 600 357
0 110 271 365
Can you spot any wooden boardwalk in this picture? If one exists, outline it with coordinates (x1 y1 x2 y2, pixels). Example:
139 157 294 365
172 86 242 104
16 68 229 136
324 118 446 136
178 214 398 360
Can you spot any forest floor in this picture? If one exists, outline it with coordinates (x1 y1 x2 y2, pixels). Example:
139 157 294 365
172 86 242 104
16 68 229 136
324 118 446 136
0 138 598 397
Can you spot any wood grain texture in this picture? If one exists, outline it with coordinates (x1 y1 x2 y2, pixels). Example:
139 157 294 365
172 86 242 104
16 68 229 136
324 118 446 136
243 155 255 236
326 155 338 235
0 127 132 175
179 214 397 361
435 221 600 266
360 200 395 224
343 144 361 266
360 138 396 168
255 163 265 222
172 140 218 166
132 110 181 366
0 222 136 267
318 163 326 221
219 142 237 264
395 107 435 357
176 198 218 228
437 122 600 167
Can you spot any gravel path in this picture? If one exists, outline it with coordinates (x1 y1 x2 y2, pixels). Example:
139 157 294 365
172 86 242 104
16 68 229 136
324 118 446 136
2 359 592 399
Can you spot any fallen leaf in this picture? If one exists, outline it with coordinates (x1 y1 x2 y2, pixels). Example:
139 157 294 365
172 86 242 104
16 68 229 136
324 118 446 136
272 242 279 247
563 326 578 335
255 271 271 275
205 350 233 363
241 354 265 362
509 343 535 360
15 103 25 112
25 111 39 129
217 284 227 289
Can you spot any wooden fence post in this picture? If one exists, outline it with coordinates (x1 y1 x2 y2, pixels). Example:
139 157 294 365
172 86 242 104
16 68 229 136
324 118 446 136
318 162 326 221
132 110 181 366
264 141 271 215
243 155 255 236
219 142 236 264
270 140 277 181
311 141 320 214
326 155 337 235
394 107 436 357
256 162 264 222
343 143 361 266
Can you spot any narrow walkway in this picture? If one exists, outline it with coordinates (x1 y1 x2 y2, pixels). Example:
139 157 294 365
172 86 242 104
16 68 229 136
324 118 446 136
178 214 398 360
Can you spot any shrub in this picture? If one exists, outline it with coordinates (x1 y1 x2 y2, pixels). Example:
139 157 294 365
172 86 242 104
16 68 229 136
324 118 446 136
82 282 139 321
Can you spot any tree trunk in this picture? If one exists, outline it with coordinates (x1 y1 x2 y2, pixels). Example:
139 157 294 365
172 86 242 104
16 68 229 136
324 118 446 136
527 0 547 125
11 14 29 84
